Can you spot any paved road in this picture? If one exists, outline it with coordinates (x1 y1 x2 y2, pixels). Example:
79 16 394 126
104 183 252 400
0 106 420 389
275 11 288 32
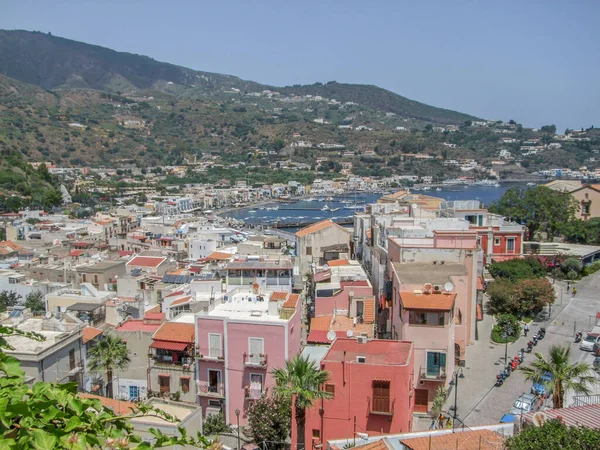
444 274 600 427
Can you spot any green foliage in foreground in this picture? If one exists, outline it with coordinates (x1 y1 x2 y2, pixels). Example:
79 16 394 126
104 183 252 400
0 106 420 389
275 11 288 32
491 314 521 344
505 420 600 450
0 325 209 449
487 277 555 317
202 412 232 435
247 394 291 450
488 257 546 281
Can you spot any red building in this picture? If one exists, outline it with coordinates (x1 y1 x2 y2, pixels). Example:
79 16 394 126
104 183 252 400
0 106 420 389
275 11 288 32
296 338 414 448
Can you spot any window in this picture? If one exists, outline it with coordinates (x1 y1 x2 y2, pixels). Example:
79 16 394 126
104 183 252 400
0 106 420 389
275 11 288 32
583 203 590 214
208 333 222 358
408 311 445 326
494 237 501 246
93 274 99 285
507 238 515 252
208 370 221 393
181 377 190 393
159 375 170 394
248 373 264 399
69 349 76 371
248 337 264 364
306 246 312 256
426 352 447 378
81 273 87 282
372 380 390 413
312 429 321 440
324 384 335 397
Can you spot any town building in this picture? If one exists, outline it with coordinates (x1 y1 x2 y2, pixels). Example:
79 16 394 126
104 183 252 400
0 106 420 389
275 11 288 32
298 338 414 447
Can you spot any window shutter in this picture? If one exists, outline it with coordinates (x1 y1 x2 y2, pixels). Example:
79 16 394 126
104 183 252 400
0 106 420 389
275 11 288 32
249 338 264 363
209 334 222 358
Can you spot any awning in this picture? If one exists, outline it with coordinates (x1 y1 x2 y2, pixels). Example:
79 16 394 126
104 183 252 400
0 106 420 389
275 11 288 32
180 375 191 379
158 373 170 378
372 378 391 382
150 340 189 351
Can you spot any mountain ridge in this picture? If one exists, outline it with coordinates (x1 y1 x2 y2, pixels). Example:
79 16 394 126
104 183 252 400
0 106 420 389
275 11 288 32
0 29 479 125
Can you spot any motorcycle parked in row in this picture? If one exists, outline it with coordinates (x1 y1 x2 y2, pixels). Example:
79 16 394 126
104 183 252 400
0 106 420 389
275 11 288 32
575 331 583 343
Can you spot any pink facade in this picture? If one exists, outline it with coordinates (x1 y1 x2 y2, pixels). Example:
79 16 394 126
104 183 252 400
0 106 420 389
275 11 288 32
315 284 373 317
298 338 414 447
386 231 478 413
195 293 301 425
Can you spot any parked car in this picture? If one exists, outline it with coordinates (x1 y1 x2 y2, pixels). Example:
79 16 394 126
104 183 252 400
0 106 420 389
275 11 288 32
593 356 600 372
531 372 553 396
509 393 540 416
580 333 600 351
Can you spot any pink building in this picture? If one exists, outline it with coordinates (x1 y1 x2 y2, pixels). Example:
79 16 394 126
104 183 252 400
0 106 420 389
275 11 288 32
386 230 478 413
298 338 414 447
195 290 301 424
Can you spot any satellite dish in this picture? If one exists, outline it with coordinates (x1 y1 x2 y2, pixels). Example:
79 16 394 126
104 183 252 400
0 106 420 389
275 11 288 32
423 283 433 292
45 311 52 319
444 282 454 292
323 264 329 270
327 330 337 341
346 330 354 338
411 203 418 210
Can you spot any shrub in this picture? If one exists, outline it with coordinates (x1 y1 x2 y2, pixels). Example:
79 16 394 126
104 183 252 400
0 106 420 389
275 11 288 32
583 261 600 276
491 314 521 343
203 412 232 435
489 257 546 281
566 270 579 280
561 257 583 275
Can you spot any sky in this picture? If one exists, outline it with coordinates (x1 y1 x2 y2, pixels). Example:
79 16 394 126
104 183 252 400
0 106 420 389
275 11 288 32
1 0 598 131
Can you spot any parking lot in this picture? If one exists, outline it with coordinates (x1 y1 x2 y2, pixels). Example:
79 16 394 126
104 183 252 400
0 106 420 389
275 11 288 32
444 273 600 428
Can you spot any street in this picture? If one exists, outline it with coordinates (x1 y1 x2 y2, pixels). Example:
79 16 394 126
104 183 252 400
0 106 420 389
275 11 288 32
445 272 600 428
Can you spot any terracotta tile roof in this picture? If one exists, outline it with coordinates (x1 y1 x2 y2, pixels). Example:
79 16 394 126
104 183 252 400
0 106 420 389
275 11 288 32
400 292 456 311
126 256 166 268
477 276 484 290
144 312 165 321
400 429 503 450
82 327 103 344
119 250 134 257
153 322 195 343
523 403 600 429
78 393 136 415
363 298 375 324
270 291 288 301
146 305 160 314
327 259 349 267
313 270 331 282
94 220 114 226
310 315 374 337
354 440 390 450
116 319 161 333
205 251 234 261
0 240 24 254
296 219 350 237
70 250 85 257
283 293 300 309
165 290 184 298
169 296 192 306
307 329 346 344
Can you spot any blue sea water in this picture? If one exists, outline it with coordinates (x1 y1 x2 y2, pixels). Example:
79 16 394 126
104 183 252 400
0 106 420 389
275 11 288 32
221 182 529 230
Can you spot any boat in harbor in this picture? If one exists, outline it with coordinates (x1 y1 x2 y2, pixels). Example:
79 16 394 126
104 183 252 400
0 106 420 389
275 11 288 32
330 207 340 212
436 187 442 191
474 179 501 187
442 178 469 186
526 182 537 186
322 204 330 211
326 197 334 201
344 204 365 210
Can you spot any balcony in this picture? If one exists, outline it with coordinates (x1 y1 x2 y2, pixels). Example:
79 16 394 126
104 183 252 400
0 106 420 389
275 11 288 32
244 385 267 401
151 353 194 370
197 381 225 399
369 398 395 416
420 366 447 381
243 352 268 368
196 348 225 362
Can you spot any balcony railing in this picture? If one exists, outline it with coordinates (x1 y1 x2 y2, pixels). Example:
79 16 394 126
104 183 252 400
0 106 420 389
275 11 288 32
244 385 267 400
243 352 268 368
420 366 448 381
151 354 194 369
196 381 225 398
196 348 225 362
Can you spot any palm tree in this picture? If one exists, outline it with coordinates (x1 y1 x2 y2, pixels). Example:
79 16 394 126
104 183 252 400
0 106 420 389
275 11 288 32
272 355 332 450
87 333 130 399
520 345 596 408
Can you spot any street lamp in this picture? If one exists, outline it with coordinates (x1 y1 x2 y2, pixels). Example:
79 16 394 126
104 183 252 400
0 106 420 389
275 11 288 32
449 368 465 433
503 324 513 365
235 408 241 450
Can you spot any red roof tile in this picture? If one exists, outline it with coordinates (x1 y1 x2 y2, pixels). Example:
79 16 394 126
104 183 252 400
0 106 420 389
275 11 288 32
82 327 103 344
70 250 85 257
313 270 331 282
296 219 350 237
307 329 346 344
149 340 189 351
400 292 456 311
283 293 300 309
400 429 503 450
477 276 484 290
327 259 349 267
144 312 165 321
79 393 136 415
126 256 166 268
206 251 234 261
153 322 195 343
169 296 192 306
119 250 134 257
363 298 375 324
270 291 288 302
115 319 161 333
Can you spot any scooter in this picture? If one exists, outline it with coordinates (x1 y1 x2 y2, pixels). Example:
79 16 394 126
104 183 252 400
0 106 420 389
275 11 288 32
575 331 583 343
526 342 533 353
532 336 538 346
495 373 504 386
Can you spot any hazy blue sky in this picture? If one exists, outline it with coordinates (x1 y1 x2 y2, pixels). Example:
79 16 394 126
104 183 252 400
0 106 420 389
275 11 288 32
1 0 598 130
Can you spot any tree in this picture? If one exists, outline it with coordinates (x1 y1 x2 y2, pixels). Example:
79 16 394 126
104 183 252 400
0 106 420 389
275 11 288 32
512 278 555 315
541 124 557 134
506 419 600 450
87 334 130 399
37 162 51 182
247 394 292 450
202 412 232 435
272 355 332 450
0 325 208 449
489 187 578 240
488 257 546 281
24 291 45 314
0 290 21 312
520 345 595 409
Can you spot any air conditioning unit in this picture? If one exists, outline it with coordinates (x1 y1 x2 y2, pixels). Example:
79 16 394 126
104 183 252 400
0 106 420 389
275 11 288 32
356 336 367 344
433 285 442 293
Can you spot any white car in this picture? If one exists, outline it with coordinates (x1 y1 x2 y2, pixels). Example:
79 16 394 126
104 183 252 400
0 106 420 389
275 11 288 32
580 333 600 351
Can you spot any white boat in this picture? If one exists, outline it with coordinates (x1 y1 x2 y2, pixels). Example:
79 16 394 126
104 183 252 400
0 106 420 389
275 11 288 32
322 205 330 211
330 207 340 212
412 187 421 191
344 204 365 210
442 179 468 186
526 182 536 186
249 210 257 213
474 179 500 187
422 186 431 191
326 197 334 201
435 187 442 191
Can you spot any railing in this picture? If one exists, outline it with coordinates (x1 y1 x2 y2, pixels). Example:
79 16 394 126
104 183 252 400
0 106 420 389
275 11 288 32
151 355 194 367
244 385 267 400
196 381 225 398
196 347 224 361
420 366 447 381
243 352 268 368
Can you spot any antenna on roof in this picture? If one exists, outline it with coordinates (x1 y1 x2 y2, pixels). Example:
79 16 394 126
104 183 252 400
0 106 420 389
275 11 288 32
327 330 336 341
346 329 354 338
444 282 454 292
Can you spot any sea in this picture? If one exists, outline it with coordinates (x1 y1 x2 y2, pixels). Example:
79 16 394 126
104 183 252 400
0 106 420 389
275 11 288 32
221 182 531 232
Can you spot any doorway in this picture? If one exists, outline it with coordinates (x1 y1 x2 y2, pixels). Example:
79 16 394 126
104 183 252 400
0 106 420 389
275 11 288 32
414 389 428 413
